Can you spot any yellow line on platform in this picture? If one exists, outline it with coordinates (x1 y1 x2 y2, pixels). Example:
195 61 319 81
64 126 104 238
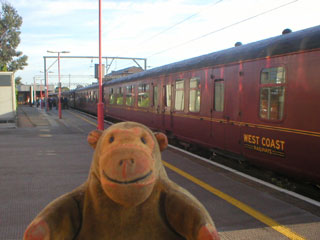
69 111 97 127
162 161 305 240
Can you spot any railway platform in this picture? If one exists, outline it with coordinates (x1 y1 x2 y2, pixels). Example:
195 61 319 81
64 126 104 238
1 105 319 240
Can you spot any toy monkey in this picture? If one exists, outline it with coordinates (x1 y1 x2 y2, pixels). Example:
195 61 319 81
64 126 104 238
24 121 220 240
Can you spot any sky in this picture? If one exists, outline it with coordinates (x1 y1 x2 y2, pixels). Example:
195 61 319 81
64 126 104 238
7 0 320 88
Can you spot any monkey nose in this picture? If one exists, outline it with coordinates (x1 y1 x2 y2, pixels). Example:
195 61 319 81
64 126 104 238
119 158 135 179
119 158 135 166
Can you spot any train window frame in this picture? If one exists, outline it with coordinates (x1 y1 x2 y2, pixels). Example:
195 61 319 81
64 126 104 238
189 77 201 113
126 85 135 106
138 83 150 108
103 86 107 103
214 79 224 112
94 90 98 103
153 84 158 108
164 84 171 108
174 79 185 111
259 67 286 121
109 88 115 104
116 87 123 105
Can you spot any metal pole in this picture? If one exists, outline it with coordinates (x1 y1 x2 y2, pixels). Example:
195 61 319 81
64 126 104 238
97 0 104 130
47 50 69 115
33 77 36 105
40 78 43 108
46 71 49 111
58 52 62 119
44 58 49 111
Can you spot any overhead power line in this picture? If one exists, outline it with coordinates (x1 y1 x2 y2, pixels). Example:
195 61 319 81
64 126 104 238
139 0 223 45
148 0 299 58
118 0 223 63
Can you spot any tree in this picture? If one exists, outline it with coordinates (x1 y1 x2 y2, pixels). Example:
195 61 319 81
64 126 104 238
0 2 28 72
15 76 22 85
55 87 70 93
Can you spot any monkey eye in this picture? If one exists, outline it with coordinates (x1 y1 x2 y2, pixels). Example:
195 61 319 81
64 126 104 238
140 137 146 144
109 136 114 143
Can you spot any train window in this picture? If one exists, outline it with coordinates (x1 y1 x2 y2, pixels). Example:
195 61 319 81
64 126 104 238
94 91 97 103
116 87 123 105
153 85 158 107
138 83 149 108
214 79 224 112
189 77 201 112
126 85 134 106
260 87 285 120
261 67 285 84
109 88 115 104
165 84 171 107
175 79 184 111
103 87 107 102
259 67 286 120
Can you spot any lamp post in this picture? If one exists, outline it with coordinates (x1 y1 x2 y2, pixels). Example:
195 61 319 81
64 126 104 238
40 78 43 103
97 0 104 130
47 50 70 119
40 71 53 110
33 77 36 105
46 70 49 111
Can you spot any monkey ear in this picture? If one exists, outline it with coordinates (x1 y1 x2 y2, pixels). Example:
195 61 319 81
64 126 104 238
87 130 103 149
154 132 168 152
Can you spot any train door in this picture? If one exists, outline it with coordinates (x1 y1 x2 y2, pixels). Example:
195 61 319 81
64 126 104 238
160 77 173 133
223 70 241 154
211 77 225 150
151 81 161 130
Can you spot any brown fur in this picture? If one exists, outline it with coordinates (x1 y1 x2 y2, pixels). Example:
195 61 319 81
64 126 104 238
24 122 220 240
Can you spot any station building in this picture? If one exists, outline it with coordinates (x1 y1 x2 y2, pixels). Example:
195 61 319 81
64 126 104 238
0 72 16 127
17 84 55 105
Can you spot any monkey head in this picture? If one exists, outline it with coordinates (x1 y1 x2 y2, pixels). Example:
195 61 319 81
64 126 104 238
87 122 168 207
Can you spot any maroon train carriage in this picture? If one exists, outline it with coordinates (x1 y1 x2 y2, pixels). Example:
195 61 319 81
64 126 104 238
69 25 320 185
74 84 99 115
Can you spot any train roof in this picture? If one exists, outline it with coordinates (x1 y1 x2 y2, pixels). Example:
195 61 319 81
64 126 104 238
105 24 320 86
74 84 99 91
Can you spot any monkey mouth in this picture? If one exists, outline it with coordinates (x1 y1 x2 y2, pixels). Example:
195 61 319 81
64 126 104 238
102 170 153 184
